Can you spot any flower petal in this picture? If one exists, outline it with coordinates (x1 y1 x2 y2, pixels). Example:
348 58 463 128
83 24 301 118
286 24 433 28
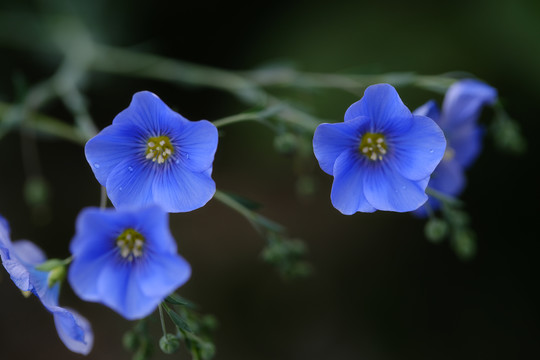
97 260 158 320
137 252 191 297
51 307 94 355
313 119 366 175
447 122 483 168
344 84 413 134
84 123 145 186
363 164 428 212
151 166 216 213
113 91 188 136
390 115 446 181
12 240 47 266
68 252 113 302
441 79 497 130
414 160 465 217
330 150 376 214
413 100 441 122
105 159 156 210
135 206 177 254
429 159 466 197
70 208 126 257
2 257 34 291
173 119 218 173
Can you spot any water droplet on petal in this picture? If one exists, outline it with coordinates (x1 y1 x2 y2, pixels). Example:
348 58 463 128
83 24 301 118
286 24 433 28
94 163 100 169
119 187 123 191
401 185 407 190
186 154 189 160
175 159 180 164
429 149 434 153
128 166 133 172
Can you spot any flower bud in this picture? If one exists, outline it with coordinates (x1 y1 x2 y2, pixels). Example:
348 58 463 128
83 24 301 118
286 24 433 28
424 218 448 243
159 334 180 354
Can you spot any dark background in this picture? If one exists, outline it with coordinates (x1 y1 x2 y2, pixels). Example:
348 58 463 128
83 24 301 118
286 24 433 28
0 0 539 359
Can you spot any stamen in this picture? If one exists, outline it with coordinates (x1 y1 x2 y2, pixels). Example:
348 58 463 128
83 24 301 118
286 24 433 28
116 228 145 261
145 135 174 164
359 132 388 161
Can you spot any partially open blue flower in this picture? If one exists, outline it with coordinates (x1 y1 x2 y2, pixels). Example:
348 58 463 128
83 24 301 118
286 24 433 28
85 91 218 213
68 206 191 320
313 84 446 214
413 79 497 215
0 215 93 355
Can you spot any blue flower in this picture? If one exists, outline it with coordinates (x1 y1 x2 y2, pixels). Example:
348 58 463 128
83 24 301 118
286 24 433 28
313 83 447 214
0 216 93 355
68 206 191 320
85 91 218 213
413 79 497 215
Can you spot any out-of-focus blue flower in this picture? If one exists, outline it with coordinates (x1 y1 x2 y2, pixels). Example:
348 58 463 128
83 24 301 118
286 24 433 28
313 83 446 214
414 79 497 215
68 206 191 320
85 91 218 213
0 215 93 355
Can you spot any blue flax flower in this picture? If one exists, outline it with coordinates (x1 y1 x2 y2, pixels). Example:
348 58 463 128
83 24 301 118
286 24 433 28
313 83 446 214
413 79 497 215
0 215 93 355
85 91 218 213
68 206 191 320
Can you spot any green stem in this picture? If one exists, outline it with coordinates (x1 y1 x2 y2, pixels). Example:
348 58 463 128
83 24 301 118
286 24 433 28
426 187 463 207
62 256 73 266
100 186 108 209
213 113 266 128
158 303 168 338
213 190 257 228
0 102 88 144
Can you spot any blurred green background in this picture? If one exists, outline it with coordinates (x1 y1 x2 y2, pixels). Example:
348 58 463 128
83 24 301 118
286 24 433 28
0 0 539 359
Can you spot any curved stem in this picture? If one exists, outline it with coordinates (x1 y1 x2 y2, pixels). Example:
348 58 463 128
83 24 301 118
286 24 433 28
426 187 463 207
158 303 168 338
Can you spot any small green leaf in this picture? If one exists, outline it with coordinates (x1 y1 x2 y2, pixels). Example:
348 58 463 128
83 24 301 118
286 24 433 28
165 293 195 308
35 259 64 272
166 308 192 333
224 192 262 211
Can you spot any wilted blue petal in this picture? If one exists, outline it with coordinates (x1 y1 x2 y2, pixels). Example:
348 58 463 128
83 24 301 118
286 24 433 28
11 240 47 266
313 119 366 175
441 79 497 130
330 150 376 214
364 164 429 212
52 307 93 355
390 115 446 181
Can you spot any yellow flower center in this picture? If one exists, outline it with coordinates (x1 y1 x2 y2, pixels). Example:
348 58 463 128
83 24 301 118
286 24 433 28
359 132 387 161
145 135 174 164
116 228 145 261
